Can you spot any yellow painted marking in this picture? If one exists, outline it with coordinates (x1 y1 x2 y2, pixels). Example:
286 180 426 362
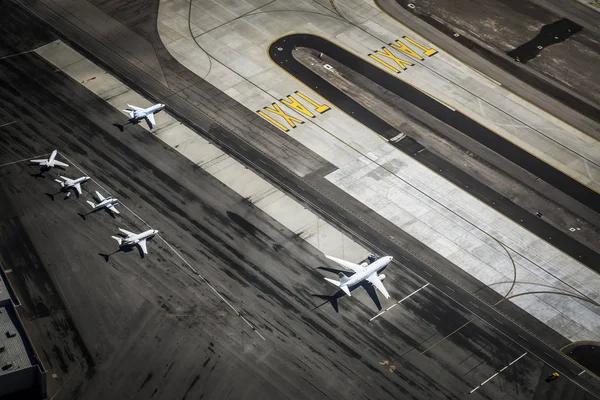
403 36 438 57
257 110 289 132
369 53 400 73
295 91 330 113
389 365 396 373
280 95 316 118
373 47 414 70
390 40 424 61
263 103 304 129
379 360 389 365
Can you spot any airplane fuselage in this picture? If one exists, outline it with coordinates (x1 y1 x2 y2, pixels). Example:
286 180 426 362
122 229 158 246
344 256 393 287
97 198 118 208
62 176 90 188
47 150 57 165
131 104 165 120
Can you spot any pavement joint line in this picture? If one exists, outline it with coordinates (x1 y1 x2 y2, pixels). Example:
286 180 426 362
469 352 527 394
0 49 36 60
517 334 528 342
421 318 473 354
468 301 479 309
0 120 17 128
370 283 429 321
56 152 266 341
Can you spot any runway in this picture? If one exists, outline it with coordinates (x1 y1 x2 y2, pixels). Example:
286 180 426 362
1 0 599 399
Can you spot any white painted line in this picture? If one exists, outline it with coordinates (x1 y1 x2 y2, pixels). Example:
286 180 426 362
468 301 479 309
370 283 429 321
578 370 586 376
470 352 527 394
481 372 499 386
0 121 17 128
58 153 266 341
4 269 12 273
492 317 503 325
445 285 455 293
422 270 432 276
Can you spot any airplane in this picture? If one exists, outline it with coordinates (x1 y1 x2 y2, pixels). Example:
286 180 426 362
50 176 90 198
85 191 120 216
121 103 165 130
322 254 393 299
111 228 158 256
30 150 68 170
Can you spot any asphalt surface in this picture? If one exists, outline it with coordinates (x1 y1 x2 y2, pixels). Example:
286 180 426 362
393 0 600 123
2 0 599 399
375 0 600 141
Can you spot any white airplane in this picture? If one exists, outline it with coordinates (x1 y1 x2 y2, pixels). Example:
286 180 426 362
53 176 90 198
86 191 120 215
122 103 165 130
111 228 158 255
323 255 393 299
30 150 68 170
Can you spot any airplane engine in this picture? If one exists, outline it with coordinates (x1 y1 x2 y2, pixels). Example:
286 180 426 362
378 274 386 281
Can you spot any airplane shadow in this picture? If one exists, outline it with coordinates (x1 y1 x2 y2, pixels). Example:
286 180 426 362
78 208 117 221
98 245 143 262
311 281 382 313
113 119 139 132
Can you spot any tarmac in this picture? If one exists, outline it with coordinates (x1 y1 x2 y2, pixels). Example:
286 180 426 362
1 0 599 399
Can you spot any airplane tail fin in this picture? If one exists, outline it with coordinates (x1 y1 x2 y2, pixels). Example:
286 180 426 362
324 276 352 297
123 109 135 119
86 200 97 209
338 272 350 285
324 277 340 287
111 236 123 245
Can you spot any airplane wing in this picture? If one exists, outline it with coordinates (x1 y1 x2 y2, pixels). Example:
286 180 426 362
127 104 144 111
108 206 120 214
74 183 82 195
318 267 355 276
145 113 156 129
95 191 105 201
138 239 148 255
118 228 136 237
29 159 47 164
53 160 69 168
325 255 364 273
366 273 390 299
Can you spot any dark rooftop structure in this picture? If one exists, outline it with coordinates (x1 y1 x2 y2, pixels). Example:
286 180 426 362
0 266 46 400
